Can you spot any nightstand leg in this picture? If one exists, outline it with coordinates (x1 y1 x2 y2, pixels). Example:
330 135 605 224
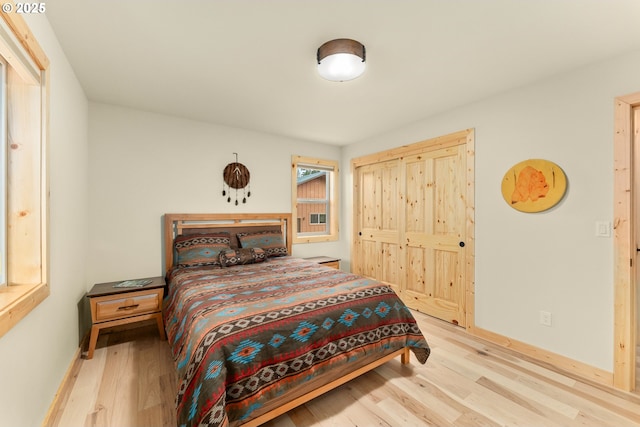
87 324 100 359
155 313 166 340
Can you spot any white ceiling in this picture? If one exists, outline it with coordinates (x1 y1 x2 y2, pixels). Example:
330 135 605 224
45 0 640 146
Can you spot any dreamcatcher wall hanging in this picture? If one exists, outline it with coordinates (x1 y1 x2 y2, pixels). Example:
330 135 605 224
222 153 251 205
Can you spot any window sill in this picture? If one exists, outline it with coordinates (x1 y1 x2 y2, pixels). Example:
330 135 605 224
0 282 49 338
293 234 338 244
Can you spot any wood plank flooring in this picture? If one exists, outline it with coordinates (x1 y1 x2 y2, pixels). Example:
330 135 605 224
45 311 640 427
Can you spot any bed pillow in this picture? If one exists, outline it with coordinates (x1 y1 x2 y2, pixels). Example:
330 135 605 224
174 232 231 267
218 247 266 267
237 230 287 257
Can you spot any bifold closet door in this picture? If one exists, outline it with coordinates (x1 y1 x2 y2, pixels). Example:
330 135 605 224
353 143 467 326
353 159 402 296
402 145 467 326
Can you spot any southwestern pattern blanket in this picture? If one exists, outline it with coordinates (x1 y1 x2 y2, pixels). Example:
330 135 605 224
164 256 431 427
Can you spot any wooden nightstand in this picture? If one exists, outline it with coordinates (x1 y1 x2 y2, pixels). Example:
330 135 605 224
85 276 166 359
304 256 341 269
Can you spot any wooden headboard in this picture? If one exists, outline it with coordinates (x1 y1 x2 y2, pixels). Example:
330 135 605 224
163 213 292 276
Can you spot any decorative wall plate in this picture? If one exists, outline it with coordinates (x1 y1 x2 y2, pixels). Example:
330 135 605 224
501 159 566 213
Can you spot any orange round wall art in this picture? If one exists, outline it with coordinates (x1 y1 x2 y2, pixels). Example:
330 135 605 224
501 159 567 212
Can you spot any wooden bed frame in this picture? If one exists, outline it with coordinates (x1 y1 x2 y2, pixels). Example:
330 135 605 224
163 212 410 427
163 212 293 276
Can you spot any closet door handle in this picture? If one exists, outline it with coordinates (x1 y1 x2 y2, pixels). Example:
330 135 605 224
459 241 465 247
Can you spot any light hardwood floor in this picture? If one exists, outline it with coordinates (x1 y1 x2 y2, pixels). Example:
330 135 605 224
46 311 640 427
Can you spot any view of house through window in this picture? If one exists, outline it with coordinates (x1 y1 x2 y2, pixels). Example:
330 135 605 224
296 166 330 234
291 156 339 243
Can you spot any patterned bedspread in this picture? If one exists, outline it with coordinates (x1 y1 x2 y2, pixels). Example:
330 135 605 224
163 256 430 427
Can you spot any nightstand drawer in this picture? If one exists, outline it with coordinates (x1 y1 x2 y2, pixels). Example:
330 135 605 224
304 256 340 269
93 289 162 322
321 261 340 269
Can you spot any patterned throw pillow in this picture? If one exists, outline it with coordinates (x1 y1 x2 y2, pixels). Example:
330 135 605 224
237 231 287 257
218 247 267 267
174 232 231 267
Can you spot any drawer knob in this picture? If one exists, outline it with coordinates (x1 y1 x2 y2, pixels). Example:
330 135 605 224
117 304 140 311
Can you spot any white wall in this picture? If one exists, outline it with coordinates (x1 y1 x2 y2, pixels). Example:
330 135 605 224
88 104 342 284
0 15 89 427
342 48 640 372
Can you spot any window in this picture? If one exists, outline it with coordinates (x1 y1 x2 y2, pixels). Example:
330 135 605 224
0 59 5 287
309 213 326 225
291 156 338 243
0 13 50 339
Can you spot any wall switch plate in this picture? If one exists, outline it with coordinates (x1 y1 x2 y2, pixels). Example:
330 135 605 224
539 310 552 327
595 221 611 237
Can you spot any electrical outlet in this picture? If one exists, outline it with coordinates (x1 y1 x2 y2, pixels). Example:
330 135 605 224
539 311 552 327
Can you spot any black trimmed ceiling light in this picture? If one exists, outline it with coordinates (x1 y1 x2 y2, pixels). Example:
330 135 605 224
316 38 366 82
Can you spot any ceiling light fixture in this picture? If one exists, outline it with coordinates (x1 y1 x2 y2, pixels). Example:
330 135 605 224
317 38 366 82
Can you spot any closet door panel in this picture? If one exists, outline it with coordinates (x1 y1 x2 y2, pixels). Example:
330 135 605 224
381 242 400 294
434 248 462 303
433 148 465 237
358 239 379 279
406 246 429 294
406 159 429 233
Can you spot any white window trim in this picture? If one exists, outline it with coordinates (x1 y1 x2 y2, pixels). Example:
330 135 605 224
291 156 338 243
0 9 50 339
